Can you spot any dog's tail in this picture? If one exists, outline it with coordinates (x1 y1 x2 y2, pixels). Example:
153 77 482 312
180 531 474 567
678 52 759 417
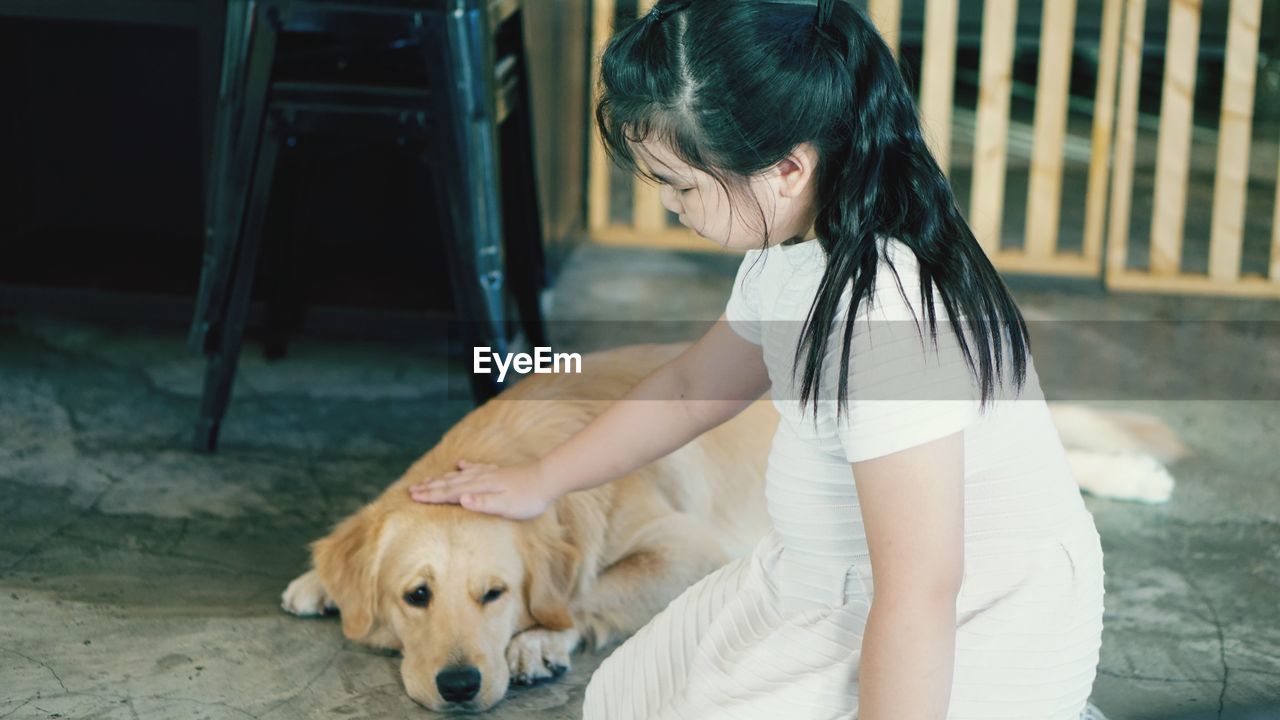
1049 404 1189 504
1048 404 1189 463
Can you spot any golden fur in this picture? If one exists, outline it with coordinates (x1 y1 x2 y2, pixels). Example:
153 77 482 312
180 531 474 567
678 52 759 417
282 343 776 711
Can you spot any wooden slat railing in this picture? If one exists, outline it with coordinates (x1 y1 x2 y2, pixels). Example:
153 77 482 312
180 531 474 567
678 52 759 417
585 0 1280 298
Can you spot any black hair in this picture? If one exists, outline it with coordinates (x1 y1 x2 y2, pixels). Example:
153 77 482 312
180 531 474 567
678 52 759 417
595 0 1030 417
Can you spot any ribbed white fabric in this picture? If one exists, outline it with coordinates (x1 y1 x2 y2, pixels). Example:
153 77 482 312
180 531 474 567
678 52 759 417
582 238 1105 720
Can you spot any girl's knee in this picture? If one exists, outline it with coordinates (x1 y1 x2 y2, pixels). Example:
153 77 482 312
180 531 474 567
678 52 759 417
582 662 620 719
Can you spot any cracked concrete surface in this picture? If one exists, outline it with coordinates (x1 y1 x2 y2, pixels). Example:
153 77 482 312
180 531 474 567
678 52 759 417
1 243 1278 719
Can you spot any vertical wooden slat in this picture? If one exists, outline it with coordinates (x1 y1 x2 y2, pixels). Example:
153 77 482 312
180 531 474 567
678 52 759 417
1148 0 1202 276
631 0 667 234
919 0 958 174
634 184 668 233
1106 0 1147 278
1208 0 1262 282
969 0 1018 256
587 0 615 233
1024 0 1077 259
867 0 902 56
1272 146 1280 281
1082 0 1124 266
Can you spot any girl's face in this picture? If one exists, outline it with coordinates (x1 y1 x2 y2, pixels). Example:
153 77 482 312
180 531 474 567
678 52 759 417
632 139 819 251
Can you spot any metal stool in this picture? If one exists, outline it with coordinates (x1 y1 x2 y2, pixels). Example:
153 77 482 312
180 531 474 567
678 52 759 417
188 0 547 452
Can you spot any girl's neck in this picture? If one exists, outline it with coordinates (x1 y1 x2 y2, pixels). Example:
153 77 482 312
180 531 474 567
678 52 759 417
768 220 819 248
779 223 819 247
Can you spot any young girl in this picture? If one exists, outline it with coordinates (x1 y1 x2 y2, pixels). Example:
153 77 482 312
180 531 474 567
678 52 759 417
409 1 1107 718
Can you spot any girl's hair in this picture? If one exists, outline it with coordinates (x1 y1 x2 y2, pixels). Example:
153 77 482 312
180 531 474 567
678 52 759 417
595 0 1030 417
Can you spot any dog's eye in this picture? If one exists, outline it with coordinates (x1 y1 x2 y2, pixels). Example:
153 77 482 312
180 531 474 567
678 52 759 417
404 585 431 608
482 588 505 604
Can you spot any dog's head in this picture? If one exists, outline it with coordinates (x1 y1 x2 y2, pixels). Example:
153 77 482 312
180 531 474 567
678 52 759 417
311 497 581 711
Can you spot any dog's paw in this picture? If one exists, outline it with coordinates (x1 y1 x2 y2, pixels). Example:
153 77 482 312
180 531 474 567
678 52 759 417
281 570 338 617
506 627 582 685
1115 453 1175 503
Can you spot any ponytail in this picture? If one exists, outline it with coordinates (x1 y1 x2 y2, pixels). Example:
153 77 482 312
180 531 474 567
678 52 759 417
795 0 1029 419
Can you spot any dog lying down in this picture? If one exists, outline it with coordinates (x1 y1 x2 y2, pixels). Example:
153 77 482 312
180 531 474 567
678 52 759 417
281 342 1187 712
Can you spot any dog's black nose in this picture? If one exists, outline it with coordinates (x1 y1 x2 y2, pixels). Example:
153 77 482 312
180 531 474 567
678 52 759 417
436 666 482 703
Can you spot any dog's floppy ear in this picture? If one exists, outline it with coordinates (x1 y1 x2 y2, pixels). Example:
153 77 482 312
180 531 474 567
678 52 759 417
311 506 389 642
521 518 582 631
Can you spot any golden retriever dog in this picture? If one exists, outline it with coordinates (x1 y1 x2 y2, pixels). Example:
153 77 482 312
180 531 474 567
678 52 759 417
281 343 774 711
280 343 1185 712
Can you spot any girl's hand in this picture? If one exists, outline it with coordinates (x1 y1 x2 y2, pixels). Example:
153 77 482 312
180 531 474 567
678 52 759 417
407 460 558 521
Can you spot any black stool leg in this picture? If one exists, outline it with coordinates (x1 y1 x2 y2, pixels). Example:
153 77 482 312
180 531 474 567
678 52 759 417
499 36 548 348
418 149 497 404
194 111 284 452
191 1 281 356
190 0 248 354
422 7 509 403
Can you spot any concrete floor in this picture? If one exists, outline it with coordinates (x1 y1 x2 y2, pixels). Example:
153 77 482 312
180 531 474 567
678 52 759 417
2 242 1278 719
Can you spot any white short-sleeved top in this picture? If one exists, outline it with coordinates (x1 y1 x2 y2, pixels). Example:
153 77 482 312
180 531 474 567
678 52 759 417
722 235 1092 541
724 236 1011 462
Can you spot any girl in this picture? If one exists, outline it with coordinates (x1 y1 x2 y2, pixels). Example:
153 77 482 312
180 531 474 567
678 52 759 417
409 1 1107 718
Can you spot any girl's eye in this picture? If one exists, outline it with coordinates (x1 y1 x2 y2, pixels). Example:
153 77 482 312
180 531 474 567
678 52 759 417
404 585 431 608
660 179 693 194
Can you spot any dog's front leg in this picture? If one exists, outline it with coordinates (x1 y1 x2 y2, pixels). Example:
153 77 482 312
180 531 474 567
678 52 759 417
281 569 338 616
572 513 730 651
507 626 582 685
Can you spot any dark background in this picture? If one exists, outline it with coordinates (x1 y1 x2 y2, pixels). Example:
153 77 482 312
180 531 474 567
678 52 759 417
0 16 455 316
0 0 595 334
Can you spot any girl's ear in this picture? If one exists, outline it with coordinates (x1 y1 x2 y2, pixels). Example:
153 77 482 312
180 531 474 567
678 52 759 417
774 142 820 199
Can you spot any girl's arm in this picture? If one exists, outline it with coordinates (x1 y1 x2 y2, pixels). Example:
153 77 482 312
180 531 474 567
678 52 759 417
853 430 966 720
541 318 770 496
409 317 770 518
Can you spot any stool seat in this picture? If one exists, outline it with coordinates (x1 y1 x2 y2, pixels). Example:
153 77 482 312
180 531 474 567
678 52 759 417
282 0 519 33
269 82 434 138
189 0 546 452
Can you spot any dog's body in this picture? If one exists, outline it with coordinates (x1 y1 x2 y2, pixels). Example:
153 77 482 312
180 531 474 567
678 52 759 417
283 344 775 710
282 343 1185 711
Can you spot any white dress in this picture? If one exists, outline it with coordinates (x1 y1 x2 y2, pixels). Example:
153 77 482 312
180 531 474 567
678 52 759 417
582 237 1106 720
